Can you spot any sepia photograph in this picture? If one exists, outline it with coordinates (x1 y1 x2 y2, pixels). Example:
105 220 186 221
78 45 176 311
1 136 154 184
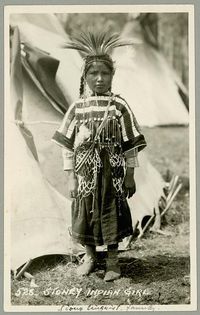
4 4 196 311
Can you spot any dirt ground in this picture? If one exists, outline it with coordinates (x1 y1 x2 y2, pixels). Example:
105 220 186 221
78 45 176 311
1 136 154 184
11 126 191 306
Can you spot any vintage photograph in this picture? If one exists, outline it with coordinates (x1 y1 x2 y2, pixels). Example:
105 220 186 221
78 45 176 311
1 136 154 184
4 4 196 311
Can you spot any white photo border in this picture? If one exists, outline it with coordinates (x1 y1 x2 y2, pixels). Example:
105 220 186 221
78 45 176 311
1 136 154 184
3 2 197 312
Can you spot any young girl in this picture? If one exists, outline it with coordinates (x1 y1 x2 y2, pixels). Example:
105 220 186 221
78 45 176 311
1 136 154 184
52 32 146 282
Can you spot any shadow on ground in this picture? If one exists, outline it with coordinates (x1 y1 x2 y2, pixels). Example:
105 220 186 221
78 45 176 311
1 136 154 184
119 255 189 283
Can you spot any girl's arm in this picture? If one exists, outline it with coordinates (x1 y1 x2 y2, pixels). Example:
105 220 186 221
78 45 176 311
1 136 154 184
125 148 139 168
124 148 139 198
62 148 78 198
115 96 146 198
52 102 78 198
124 167 136 198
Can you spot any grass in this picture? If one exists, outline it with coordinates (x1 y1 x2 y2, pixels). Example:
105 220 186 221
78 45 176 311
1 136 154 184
11 126 190 306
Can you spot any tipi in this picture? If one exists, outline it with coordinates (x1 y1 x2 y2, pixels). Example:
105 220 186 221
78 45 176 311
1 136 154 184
6 13 182 275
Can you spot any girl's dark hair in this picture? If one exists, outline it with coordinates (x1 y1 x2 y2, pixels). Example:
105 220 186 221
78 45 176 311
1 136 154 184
79 75 85 97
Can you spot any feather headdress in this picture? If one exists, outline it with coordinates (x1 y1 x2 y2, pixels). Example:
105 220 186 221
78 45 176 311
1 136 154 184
63 31 134 59
63 31 137 97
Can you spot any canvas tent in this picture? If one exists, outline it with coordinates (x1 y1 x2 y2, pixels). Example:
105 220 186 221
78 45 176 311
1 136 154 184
11 13 189 127
7 25 85 273
6 14 184 274
112 15 189 126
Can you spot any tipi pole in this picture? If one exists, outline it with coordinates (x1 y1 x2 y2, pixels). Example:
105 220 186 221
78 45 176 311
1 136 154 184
161 183 182 218
15 259 32 280
138 214 155 239
138 182 182 239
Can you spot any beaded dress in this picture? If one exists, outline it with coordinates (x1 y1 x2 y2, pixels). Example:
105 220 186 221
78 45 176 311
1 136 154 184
52 92 146 245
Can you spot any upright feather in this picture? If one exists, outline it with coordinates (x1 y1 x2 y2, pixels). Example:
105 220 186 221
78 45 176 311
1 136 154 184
62 31 135 58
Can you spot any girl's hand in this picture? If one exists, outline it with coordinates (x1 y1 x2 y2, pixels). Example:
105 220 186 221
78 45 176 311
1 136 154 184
66 170 78 198
124 168 136 198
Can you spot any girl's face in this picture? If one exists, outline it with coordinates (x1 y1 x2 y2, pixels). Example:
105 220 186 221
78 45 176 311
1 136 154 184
85 61 113 94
